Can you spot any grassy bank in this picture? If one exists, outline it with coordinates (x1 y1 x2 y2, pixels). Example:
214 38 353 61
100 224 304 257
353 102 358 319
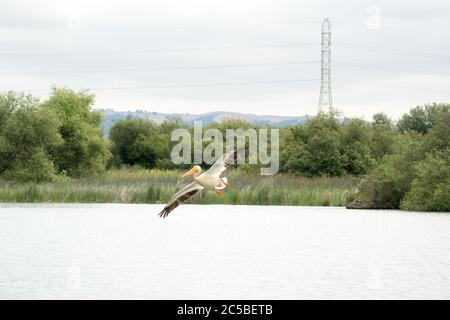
0 169 353 206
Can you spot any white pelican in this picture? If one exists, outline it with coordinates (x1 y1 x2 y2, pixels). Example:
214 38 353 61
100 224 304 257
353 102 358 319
158 146 246 218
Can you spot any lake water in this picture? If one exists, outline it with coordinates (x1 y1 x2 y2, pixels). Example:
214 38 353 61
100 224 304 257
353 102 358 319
0 204 449 300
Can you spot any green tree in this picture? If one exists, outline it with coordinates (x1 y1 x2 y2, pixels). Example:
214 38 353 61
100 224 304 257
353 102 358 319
356 132 425 208
43 88 110 176
109 117 168 168
372 112 393 127
207 118 257 132
155 116 189 169
159 116 187 136
304 115 344 176
0 92 62 181
0 92 35 125
340 119 374 175
421 109 449 152
397 103 449 134
370 113 397 162
281 115 344 176
353 107 449 210
280 125 309 174
401 150 450 211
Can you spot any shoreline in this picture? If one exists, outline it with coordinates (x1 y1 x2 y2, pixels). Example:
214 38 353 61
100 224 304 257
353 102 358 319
1 203 447 214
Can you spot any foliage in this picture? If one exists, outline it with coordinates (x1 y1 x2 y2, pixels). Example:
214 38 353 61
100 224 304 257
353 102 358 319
109 117 169 168
42 88 110 176
401 150 450 211
305 115 344 176
0 92 61 182
281 115 375 176
355 133 424 208
206 118 257 131
421 109 450 152
340 119 374 175
370 113 397 161
397 103 449 134
353 108 449 211
3 149 57 182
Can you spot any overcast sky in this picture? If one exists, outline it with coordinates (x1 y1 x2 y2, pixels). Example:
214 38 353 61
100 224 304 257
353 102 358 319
0 0 449 119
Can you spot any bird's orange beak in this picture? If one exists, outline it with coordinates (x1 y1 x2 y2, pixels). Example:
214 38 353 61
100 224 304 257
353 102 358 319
181 167 196 178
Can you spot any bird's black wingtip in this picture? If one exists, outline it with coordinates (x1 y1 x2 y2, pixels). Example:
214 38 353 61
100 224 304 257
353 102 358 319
158 209 168 218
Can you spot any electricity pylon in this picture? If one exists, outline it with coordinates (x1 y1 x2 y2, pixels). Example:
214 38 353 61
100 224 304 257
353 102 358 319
318 18 333 114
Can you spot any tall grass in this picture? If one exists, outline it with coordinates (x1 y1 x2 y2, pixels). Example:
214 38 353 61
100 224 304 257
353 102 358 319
0 168 353 206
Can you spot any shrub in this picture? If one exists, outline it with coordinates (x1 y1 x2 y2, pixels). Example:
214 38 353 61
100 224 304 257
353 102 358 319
401 150 450 211
109 117 168 169
3 148 57 182
0 93 61 182
355 133 425 208
353 108 449 211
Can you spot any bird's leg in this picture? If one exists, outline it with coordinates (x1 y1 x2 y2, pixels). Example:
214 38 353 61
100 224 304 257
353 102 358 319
213 188 224 196
220 178 230 186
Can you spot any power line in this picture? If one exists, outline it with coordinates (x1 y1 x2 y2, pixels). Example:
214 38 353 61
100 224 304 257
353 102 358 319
0 42 318 57
3 78 447 96
2 60 320 75
8 78 320 93
0 20 324 34
2 58 447 77
337 82 449 95
335 61 447 76
334 42 450 61
333 20 450 39
2 19 447 37
1 41 446 63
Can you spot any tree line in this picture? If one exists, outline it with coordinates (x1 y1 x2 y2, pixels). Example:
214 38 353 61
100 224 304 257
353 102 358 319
0 88 110 181
0 88 448 211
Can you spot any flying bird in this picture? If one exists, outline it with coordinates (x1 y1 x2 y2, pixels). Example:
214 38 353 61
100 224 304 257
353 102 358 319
158 145 246 218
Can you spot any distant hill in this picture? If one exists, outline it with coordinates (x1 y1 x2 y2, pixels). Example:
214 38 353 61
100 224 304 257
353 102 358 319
98 109 311 136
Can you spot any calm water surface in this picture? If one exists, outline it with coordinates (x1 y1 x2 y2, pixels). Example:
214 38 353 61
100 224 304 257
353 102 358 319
0 204 449 299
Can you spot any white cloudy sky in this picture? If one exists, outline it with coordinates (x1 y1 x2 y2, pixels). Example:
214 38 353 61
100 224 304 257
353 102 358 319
0 0 449 119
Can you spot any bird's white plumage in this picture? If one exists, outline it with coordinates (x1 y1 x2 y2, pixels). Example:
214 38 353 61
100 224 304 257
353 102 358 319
158 145 246 218
168 181 203 203
205 147 243 177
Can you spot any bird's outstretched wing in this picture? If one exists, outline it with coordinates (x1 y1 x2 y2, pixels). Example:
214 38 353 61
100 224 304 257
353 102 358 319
158 182 203 218
205 144 247 177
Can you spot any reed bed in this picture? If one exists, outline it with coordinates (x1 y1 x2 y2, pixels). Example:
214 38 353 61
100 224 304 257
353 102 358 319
0 169 353 206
